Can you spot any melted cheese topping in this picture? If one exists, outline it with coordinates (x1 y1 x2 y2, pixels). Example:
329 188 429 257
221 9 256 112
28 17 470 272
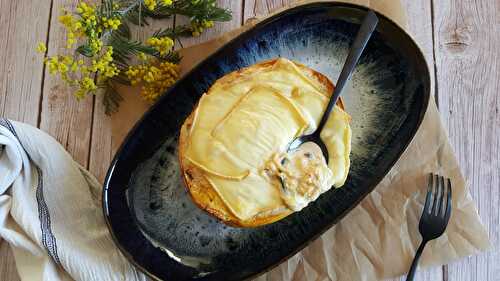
185 58 351 221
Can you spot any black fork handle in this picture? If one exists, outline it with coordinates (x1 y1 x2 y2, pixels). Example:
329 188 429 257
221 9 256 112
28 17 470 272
406 240 428 281
315 10 379 134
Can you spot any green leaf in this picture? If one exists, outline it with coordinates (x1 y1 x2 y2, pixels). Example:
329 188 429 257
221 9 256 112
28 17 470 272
110 72 132 86
115 21 131 39
102 81 124 115
107 32 156 64
160 50 181 64
169 0 232 22
141 5 174 20
153 25 192 39
99 0 114 18
122 2 150 26
75 45 94 57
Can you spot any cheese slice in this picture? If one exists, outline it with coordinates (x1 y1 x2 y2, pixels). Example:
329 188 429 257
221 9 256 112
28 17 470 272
321 107 351 187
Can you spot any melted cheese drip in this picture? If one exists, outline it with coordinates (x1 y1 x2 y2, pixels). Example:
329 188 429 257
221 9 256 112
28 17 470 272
185 58 351 221
263 142 334 211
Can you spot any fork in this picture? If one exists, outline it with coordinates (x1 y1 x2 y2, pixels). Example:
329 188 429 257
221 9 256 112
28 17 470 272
406 174 452 281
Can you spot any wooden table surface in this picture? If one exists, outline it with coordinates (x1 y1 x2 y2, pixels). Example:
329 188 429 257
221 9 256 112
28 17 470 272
1 0 499 280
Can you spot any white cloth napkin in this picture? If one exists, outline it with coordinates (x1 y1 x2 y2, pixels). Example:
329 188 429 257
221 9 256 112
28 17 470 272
0 118 147 281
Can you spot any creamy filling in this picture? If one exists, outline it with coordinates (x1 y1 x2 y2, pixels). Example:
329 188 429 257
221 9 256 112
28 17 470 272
262 142 333 211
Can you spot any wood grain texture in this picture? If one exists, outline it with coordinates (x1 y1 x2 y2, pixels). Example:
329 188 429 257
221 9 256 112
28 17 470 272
401 0 437 102
432 0 500 280
0 240 20 281
88 96 114 183
0 0 51 126
244 0 295 20
39 0 94 167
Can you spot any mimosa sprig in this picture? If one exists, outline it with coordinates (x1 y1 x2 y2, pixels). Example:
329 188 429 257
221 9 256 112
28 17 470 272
37 0 231 114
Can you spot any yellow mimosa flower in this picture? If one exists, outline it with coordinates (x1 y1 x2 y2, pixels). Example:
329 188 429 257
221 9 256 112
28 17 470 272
36 42 47 53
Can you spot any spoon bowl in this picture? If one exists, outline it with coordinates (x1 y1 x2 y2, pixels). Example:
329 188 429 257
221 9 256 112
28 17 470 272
288 133 330 164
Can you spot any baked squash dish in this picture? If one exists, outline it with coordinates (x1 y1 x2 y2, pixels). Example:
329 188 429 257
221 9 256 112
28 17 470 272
179 58 351 227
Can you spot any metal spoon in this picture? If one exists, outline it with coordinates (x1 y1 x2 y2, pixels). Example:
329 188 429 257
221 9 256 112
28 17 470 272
287 10 379 163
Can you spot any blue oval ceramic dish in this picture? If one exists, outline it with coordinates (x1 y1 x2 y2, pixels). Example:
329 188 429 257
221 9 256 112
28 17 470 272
103 2 430 281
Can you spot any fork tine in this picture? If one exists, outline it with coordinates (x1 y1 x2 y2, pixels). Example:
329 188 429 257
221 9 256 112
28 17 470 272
431 174 441 215
436 175 445 216
444 178 452 222
423 174 433 214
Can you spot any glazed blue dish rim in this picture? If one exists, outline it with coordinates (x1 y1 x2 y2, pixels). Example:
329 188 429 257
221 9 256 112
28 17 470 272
103 2 431 281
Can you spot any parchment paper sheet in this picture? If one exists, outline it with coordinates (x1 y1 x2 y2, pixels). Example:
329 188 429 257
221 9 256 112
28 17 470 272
110 1 490 280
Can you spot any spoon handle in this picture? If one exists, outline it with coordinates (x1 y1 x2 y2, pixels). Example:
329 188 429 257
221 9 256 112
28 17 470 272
316 10 379 134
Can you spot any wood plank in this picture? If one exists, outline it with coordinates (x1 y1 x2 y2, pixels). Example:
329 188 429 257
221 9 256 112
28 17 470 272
432 0 500 280
38 0 93 167
0 0 52 280
88 95 113 183
401 0 436 102
0 0 51 126
244 0 295 20
0 240 20 281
